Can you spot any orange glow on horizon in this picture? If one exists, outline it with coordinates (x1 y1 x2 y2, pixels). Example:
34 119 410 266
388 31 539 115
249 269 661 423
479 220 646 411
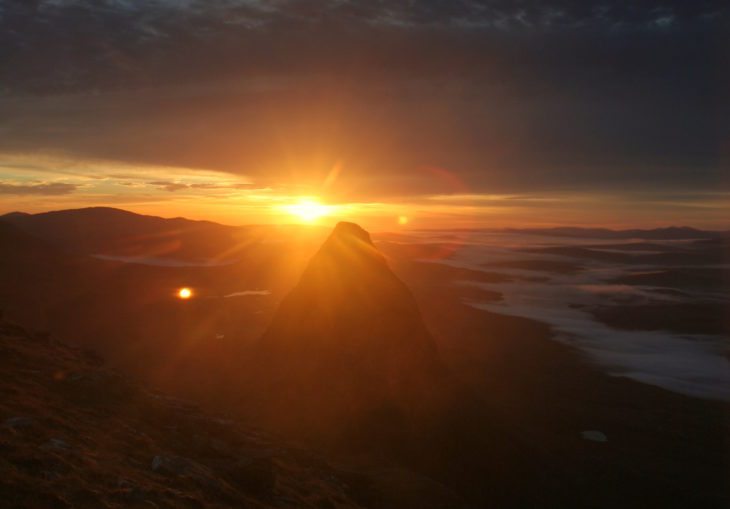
281 197 335 223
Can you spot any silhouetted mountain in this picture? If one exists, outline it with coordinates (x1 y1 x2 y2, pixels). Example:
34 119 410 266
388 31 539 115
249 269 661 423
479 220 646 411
506 226 725 239
0 207 243 262
0 220 55 259
248 222 448 444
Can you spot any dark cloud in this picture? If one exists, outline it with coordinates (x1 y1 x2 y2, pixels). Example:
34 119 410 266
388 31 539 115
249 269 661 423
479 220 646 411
0 0 727 199
0 0 726 94
0 181 78 195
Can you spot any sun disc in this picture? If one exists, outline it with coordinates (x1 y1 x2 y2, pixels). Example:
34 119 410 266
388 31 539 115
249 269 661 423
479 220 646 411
283 198 332 223
177 287 193 299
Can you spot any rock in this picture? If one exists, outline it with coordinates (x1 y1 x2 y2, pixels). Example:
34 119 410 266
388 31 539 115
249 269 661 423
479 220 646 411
152 455 188 475
42 438 71 450
148 393 200 413
80 347 104 366
57 370 136 406
32 331 52 343
317 498 337 509
113 478 155 504
3 416 34 430
225 457 276 496
25 492 71 509
209 438 228 455
0 321 29 338
580 430 608 443
123 487 151 503
41 470 63 481
151 455 219 489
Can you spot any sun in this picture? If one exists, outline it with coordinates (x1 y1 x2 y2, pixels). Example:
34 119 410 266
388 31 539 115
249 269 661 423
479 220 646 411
283 198 333 223
177 287 193 299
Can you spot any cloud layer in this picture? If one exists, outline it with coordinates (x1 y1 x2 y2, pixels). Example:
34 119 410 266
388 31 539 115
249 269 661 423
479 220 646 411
0 181 78 195
0 0 727 220
1 0 726 95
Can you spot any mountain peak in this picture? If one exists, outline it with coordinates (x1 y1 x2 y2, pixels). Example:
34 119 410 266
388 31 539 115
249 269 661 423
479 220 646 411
0 211 30 219
330 221 374 245
248 222 447 442
311 221 385 271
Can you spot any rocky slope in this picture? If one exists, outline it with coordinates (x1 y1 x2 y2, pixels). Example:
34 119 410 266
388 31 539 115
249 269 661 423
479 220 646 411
0 318 386 509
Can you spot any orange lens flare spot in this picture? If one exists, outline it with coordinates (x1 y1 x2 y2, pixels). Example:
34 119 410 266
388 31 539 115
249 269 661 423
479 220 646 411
177 287 193 299
398 215 409 225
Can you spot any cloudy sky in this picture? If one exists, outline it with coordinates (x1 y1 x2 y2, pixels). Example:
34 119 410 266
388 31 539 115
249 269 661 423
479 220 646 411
0 0 728 228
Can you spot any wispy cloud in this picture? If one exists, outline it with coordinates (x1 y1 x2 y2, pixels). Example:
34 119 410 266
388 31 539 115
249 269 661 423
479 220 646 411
149 180 257 192
149 181 190 192
0 181 78 195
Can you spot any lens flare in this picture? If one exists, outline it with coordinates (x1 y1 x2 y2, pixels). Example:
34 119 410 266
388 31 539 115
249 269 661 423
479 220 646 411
177 287 193 299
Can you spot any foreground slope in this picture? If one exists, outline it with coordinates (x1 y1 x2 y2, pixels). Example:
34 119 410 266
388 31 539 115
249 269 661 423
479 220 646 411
0 319 378 509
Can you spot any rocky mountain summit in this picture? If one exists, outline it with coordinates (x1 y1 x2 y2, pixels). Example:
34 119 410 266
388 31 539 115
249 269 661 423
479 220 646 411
249 222 448 443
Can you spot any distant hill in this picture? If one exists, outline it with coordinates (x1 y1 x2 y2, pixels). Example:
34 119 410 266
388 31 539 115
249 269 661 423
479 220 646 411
0 220 57 259
504 226 727 240
0 208 327 395
247 222 448 444
0 207 245 262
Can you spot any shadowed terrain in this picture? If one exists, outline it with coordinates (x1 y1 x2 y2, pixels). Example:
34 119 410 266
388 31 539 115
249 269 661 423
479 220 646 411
0 319 376 509
0 209 728 508
2 0 729 505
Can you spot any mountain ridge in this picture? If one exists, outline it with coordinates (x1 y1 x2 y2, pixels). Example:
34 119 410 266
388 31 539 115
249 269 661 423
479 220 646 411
3 207 725 239
0 207 242 262
503 225 727 239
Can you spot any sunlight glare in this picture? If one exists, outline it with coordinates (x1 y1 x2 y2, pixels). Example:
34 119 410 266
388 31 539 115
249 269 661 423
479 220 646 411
177 287 193 299
283 198 333 223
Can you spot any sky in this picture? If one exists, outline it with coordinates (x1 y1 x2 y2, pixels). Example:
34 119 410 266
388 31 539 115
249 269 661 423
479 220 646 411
0 0 728 229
